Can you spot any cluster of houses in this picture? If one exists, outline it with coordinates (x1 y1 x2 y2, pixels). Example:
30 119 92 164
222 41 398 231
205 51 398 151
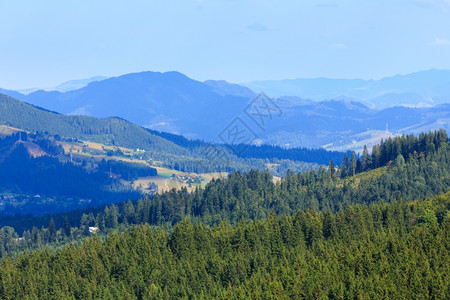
170 174 204 185
0 194 46 205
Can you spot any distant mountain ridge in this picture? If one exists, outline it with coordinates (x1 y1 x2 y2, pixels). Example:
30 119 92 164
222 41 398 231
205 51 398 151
0 93 346 166
3 71 251 141
242 69 450 109
1 70 450 151
16 76 109 94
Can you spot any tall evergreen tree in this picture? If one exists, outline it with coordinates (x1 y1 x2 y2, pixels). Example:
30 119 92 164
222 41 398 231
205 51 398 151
350 151 356 177
48 218 56 242
63 216 71 237
340 154 349 178
328 160 336 179
362 145 369 171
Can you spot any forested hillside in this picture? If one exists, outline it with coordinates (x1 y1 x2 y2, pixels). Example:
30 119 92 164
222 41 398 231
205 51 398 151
0 93 343 175
0 193 448 299
0 92 354 188
88 129 450 227
0 130 448 298
0 93 185 154
0 131 150 215
1 130 448 259
147 129 346 165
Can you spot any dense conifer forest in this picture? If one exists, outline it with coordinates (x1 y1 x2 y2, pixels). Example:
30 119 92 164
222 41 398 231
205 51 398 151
3 0 450 298
0 193 448 299
0 129 448 298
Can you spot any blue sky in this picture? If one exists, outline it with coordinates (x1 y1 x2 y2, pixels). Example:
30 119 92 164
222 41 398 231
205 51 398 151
1 0 450 89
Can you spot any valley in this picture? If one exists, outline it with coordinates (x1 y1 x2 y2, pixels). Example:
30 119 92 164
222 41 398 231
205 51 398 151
2 1 449 298
0 94 340 216
0 83 448 299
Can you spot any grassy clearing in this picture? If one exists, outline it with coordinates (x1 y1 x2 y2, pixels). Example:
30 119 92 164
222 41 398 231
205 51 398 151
346 166 389 187
61 140 227 193
0 125 22 138
3 130 227 193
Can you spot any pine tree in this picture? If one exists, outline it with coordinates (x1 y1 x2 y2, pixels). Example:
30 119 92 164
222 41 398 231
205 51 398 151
340 154 349 178
63 216 71 237
0 229 5 257
328 160 336 179
362 145 369 171
48 218 56 242
350 151 356 177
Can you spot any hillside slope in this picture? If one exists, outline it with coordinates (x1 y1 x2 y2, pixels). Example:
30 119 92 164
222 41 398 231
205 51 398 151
0 93 186 154
3 71 449 151
0 130 448 298
9 71 250 141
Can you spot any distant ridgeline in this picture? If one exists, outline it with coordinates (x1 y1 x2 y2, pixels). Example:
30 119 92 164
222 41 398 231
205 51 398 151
1 129 448 257
0 93 351 220
147 129 347 165
0 93 340 177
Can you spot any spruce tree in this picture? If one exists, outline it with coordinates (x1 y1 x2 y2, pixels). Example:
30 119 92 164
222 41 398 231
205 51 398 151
362 145 369 171
63 216 71 237
48 218 56 242
350 151 356 177
340 154 349 178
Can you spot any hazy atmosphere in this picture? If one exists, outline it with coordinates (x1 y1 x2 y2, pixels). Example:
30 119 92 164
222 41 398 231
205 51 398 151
1 0 450 89
0 1 449 298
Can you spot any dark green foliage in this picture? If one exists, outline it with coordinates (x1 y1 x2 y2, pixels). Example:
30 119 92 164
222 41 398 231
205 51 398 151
340 153 349 178
97 159 157 181
0 194 448 299
63 216 71 237
367 129 448 170
328 159 336 178
149 128 348 165
338 129 448 179
361 144 370 172
350 151 356 176
3 130 449 256
0 130 448 298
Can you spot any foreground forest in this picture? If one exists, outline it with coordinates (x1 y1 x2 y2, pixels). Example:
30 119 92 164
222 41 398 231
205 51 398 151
0 193 448 299
0 130 448 298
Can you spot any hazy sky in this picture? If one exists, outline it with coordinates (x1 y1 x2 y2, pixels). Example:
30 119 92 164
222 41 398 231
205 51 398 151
1 0 450 89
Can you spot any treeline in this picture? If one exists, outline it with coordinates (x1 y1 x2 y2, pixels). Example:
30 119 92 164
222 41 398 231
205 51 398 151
163 153 318 177
148 128 347 165
2 130 449 256
97 159 157 181
0 193 448 299
1 131 64 156
335 129 449 179
92 131 450 227
238 143 347 165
